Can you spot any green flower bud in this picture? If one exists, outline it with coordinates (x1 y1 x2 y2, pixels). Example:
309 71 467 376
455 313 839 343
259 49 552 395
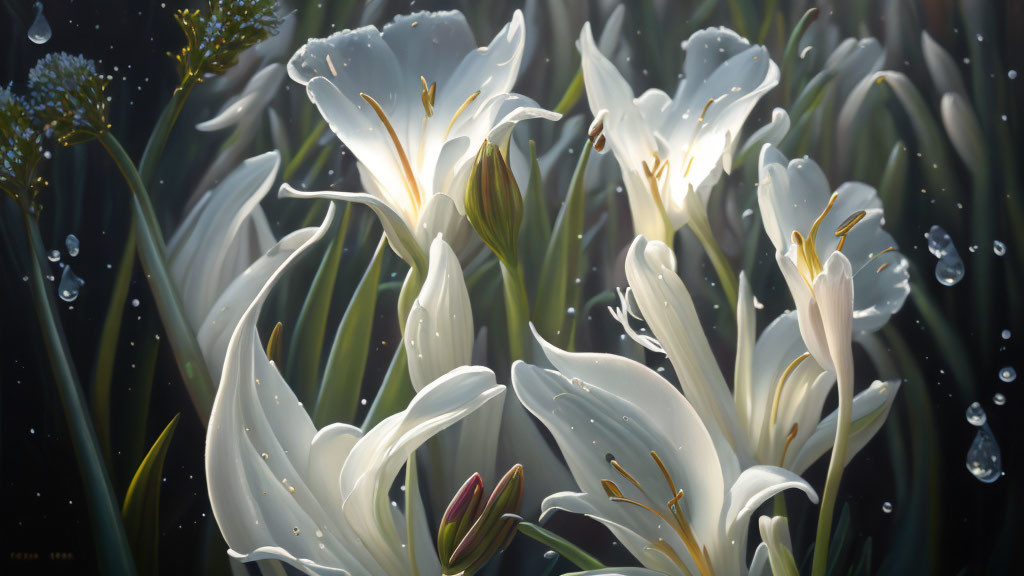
0 85 47 201
27 53 110 144
172 0 281 87
440 464 524 575
465 140 523 268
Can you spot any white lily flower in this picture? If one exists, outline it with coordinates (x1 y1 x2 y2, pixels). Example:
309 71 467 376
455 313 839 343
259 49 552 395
615 237 900 476
579 23 779 244
512 329 818 576
204 203 506 576
282 9 559 270
406 235 573 513
168 151 279 333
757 144 909 336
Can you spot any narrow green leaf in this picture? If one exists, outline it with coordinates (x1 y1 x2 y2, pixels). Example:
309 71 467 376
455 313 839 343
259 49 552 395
877 141 907 225
361 342 414 430
553 67 583 116
827 502 852 575
93 219 137 467
781 7 819 104
519 140 551 300
315 235 387 427
122 413 180 576
533 141 592 349
287 203 352 406
849 538 873 576
517 521 604 571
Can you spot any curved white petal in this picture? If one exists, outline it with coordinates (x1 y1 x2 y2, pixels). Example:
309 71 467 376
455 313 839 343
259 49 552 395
791 379 901 474
339 367 504 576
625 236 750 468
227 546 352 576
279 183 425 271
169 151 281 331
814 251 855 380
405 236 473 391
197 64 285 131
413 193 474 258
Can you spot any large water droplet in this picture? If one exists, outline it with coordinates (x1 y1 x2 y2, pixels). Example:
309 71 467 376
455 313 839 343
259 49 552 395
935 254 965 286
543 550 559 560
58 266 84 302
27 2 52 45
881 501 893 514
998 366 1016 382
965 402 987 426
993 240 1006 256
47 249 60 262
993 393 1006 406
927 225 954 257
1002 329 1012 340
65 234 80 257
965 424 1002 483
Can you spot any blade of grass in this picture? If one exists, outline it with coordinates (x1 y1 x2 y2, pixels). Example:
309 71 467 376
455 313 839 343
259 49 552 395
516 522 604 571
122 414 180 576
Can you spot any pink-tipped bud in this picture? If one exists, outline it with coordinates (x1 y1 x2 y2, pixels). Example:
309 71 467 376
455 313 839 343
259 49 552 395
439 465 524 575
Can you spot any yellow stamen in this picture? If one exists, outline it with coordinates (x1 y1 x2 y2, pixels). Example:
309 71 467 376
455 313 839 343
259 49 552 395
778 423 799 468
698 98 714 123
419 76 435 117
601 479 624 499
609 460 645 493
641 160 670 217
771 352 811 426
443 90 481 141
647 540 695 576
791 231 815 292
834 210 866 237
325 54 338 77
650 451 679 497
360 92 422 212
876 263 890 274
683 156 695 178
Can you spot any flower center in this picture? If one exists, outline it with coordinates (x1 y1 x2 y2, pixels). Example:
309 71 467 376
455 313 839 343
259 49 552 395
360 91 423 216
791 192 867 290
602 452 716 576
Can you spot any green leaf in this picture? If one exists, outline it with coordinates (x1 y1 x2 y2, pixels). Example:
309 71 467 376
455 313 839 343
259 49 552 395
827 502 852 575
287 203 352 406
780 7 819 104
314 234 386 427
122 413 180 576
553 67 583 116
519 141 551 300
532 141 591 350
361 342 414 430
517 521 604 571
877 141 908 224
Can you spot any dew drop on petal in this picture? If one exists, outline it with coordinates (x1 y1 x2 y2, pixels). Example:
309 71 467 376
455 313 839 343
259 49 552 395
965 401 987 426
27 2 52 45
65 234 80 257
998 366 1016 382
965 424 1002 483
58 266 84 302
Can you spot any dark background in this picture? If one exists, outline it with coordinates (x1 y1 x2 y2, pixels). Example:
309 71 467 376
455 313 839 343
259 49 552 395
2 1 1022 575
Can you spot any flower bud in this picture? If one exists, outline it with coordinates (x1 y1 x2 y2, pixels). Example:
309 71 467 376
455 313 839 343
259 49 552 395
27 53 110 144
439 464 524 575
0 86 46 200
465 140 523 268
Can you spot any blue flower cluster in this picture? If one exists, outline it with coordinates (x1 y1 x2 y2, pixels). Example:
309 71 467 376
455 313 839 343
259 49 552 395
0 85 46 199
173 0 280 84
27 52 109 143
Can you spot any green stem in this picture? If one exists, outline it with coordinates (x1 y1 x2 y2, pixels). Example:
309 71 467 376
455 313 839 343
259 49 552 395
284 121 328 181
139 82 194 190
500 259 531 362
516 522 604 571
97 131 215 425
19 206 137 576
553 67 583 116
686 201 739 312
811 368 853 576
397 265 425 335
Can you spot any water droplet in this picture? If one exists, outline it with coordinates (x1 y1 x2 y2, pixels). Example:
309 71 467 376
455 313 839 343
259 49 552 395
1010 70 1018 80
965 424 1002 483
27 2 52 45
993 240 1006 256
965 401 987 426
881 501 893 514
993 393 1006 406
47 249 60 262
130 298 140 308
57 266 84 302
935 254 965 286
292 526 301 535
1001 329 1011 340
999 366 1016 382
543 550 559 560
65 234 80 257
566 307 576 316
927 225 954 257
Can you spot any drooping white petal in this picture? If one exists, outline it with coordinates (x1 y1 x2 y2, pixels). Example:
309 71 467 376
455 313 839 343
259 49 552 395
197 64 285 131
625 236 751 468
790 379 901 474
169 151 281 331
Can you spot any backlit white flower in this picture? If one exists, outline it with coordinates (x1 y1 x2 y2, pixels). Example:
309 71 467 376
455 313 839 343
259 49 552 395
512 329 818 576
282 9 559 271
203 205 506 576
579 24 779 244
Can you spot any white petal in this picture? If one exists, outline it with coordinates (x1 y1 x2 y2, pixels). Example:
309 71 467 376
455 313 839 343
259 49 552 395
921 31 967 99
737 107 790 160
279 183 426 271
380 11 476 90
813 251 855 381
941 92 986 169
756 145 832 255
723 466 818 544
734 272 755 432
776 248 832 373
405 236 473 391
169 151 281 331
226 546 352 576
625 236 750 469
197 64 285 131
414 193 474 257
339 367 504 575
791 379 901 474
